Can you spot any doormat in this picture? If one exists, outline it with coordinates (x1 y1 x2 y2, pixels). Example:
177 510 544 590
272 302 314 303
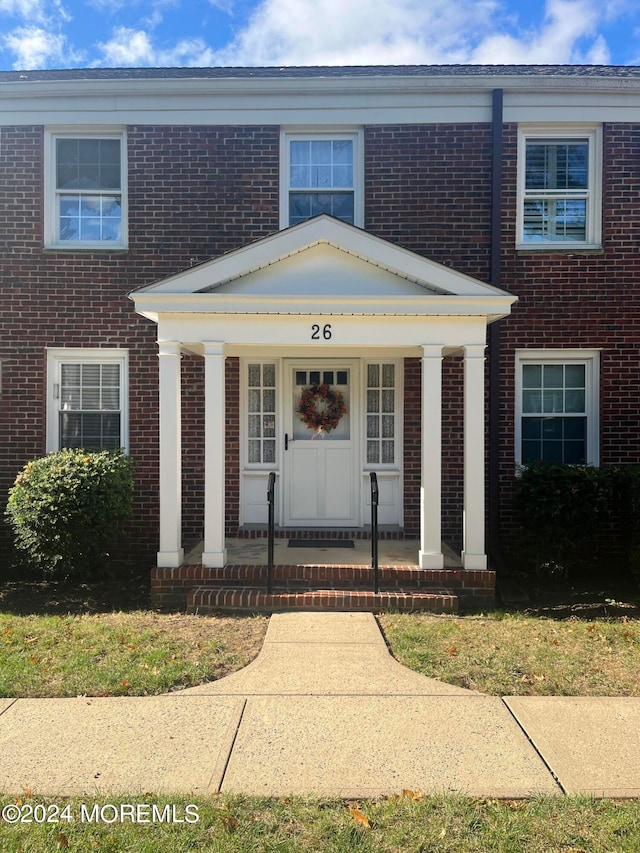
287 539 355 549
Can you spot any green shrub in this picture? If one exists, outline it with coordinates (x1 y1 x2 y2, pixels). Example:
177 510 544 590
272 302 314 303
5 449 134 578
513 462 640 578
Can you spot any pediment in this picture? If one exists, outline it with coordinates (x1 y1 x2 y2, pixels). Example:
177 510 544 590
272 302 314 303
132 215 516 320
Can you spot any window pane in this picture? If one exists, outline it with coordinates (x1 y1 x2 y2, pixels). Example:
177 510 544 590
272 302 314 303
525 140 588 191
522 364 542 387
263 440 276 463
248 389 260 412
248 364 261 387
367 415 379 438
565 364 586 387
382 440 395 464
263 389 275 412
367 390 379 413
382 390 394 413
382 415 394 438
523 199 586 243
263 364 276 387
382 364 395 387
248 440 261 463
367 364 379 387
263 416 275 438
248 415 261 438
367 441 379 464
543 365 563 388
522 390 542 413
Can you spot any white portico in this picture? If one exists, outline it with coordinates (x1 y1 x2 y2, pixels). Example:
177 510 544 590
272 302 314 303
132 216 515 572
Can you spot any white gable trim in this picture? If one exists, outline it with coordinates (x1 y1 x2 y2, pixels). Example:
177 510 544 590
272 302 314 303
131 216 516 322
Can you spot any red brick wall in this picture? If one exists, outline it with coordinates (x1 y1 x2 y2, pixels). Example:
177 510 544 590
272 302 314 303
2 118 639 563
0 124 279 561
495 122 640 542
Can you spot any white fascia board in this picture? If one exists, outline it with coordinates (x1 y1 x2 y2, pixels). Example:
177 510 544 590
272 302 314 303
6 72 640 124
132 291 516 321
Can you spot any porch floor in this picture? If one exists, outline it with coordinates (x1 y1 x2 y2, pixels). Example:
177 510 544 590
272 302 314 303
184 538 463 569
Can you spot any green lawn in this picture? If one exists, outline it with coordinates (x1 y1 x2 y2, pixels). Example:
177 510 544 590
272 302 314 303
1 794 640 852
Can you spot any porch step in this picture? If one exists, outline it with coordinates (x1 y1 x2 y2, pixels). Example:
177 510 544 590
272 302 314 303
187 585 458 614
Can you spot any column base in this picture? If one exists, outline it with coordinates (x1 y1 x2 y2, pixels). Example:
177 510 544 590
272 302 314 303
157 549 185 568
202 549 228 568
419 551 445 570
462 552 488 571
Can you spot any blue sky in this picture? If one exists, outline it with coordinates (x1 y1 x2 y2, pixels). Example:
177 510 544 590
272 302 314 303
1 0 640 71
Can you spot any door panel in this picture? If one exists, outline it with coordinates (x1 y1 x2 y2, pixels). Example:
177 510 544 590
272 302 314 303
284 361 358 526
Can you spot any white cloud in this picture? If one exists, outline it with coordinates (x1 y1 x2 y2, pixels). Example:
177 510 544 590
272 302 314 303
193 0 619 67
0 0 70 24
2 24 82 68
96 26 216 66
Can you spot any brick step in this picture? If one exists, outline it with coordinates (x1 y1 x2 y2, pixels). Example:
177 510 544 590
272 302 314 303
186 585 458 614
182 564 456 590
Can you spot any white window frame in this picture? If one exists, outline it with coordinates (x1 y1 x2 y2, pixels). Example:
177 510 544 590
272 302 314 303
279 129 364 229
44 128 128 250
46 348 129 453
242 359 279 470
363 359 403 470
515 349 600 467
516 124 602 250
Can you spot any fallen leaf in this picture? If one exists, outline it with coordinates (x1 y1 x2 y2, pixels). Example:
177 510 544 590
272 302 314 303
438 827 447 839
447 646 458 656
349 807 371 828
57 831 70 849
220 814 238 832
402 788 423 800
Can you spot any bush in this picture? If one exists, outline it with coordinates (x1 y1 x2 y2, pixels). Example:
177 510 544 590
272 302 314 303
513 462 640 578
5 449 134 579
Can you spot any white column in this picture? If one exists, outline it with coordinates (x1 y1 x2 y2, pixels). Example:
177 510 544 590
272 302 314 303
157 342 184 568
463 344 488 570
419 346 444 570
202 343 227 567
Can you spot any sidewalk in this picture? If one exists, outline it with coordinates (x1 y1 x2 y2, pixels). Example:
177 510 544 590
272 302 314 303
1 612 639 798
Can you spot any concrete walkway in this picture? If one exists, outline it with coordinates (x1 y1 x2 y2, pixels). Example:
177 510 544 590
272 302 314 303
1 612 640 798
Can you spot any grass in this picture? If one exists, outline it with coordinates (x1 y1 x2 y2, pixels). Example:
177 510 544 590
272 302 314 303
0 612 267 698
1 794 640 851
378 611 640 696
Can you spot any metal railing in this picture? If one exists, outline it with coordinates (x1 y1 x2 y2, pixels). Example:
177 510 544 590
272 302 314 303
267 472 276 594
370 471 379 594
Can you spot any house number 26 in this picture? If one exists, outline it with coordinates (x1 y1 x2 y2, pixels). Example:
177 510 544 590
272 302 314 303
311 324 332 340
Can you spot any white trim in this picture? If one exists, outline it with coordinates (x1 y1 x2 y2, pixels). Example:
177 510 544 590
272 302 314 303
514 349 600 467
279 129 364 229
516 123 602 250
46 347 129 453
44 127 128 250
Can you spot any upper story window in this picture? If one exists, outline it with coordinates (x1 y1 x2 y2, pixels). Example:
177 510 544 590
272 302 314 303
517 125 601 249
280 131 363 228
45 130 127 249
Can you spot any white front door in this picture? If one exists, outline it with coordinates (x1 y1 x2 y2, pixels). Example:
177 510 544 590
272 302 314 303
284 360 359 526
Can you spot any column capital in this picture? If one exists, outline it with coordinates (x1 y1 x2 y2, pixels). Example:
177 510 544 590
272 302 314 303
157 341 182 358
202 342 226 357
420 344 445 360
463 344 487 360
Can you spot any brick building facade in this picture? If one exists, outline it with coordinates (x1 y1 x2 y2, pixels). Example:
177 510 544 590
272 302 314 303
1 65 639 603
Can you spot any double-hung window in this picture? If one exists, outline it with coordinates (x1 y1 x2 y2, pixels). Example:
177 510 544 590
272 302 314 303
515 350 599 466
47 349 129 453
280 131 362 228
517 125 601 248
45 130 127 249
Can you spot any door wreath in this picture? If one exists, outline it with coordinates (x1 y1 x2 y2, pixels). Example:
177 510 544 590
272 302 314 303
297 383 347 433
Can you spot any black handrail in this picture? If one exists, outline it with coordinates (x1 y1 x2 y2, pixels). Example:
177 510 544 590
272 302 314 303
370 472 379 594
267 472 276 594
